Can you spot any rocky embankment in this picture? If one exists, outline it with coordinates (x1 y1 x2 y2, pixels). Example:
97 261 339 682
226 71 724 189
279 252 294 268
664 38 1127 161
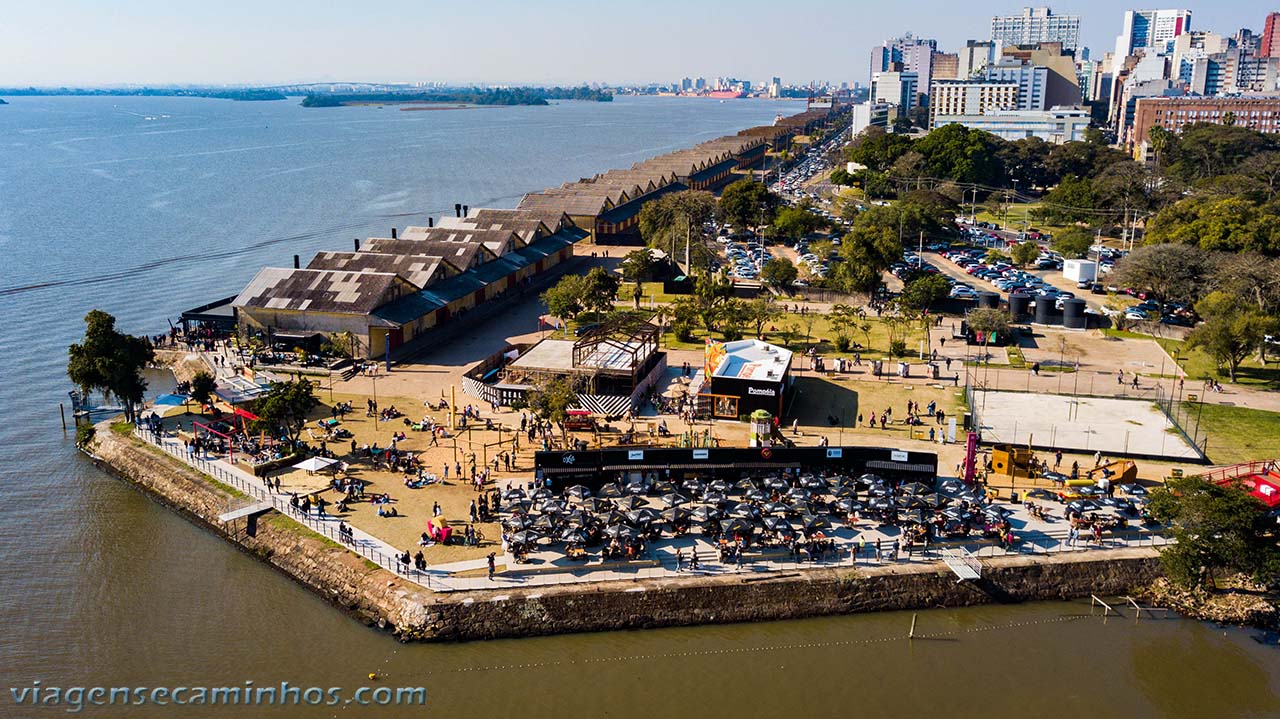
1142 577 1280 630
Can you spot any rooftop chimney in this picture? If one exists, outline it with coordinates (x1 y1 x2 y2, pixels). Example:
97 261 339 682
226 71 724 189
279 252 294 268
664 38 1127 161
454 203 462 218
428 217 434 228
293 254 300 269
354 238 361 251
391 227 397 239
463 204 469 216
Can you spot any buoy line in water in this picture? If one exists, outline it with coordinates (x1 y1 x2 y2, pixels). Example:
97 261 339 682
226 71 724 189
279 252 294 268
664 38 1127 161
420 613 1099 676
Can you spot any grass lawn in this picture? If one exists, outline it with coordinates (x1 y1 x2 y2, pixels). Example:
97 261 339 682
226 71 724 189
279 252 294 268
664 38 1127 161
656 312 933 358
1104 330 1280 389
1183 402 1280 465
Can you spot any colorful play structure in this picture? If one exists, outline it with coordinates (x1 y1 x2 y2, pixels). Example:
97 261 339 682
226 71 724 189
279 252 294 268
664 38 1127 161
1198 460 1280 511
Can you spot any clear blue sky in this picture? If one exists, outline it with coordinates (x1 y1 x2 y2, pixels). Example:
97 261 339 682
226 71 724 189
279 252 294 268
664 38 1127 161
2 1 1273 87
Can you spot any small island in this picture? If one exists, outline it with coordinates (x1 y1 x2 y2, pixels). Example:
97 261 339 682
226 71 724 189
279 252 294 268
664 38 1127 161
0 87 285 101
0 98 7 104
301 86 612 108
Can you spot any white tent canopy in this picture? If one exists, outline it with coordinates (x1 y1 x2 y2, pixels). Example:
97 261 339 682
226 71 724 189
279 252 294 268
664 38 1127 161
292 456 338 473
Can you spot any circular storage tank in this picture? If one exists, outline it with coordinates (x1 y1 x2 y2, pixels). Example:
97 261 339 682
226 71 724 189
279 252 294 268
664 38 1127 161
977 291 1000 309
1034 297 1058 324
1062 298 1087 329
1008 294 1031 320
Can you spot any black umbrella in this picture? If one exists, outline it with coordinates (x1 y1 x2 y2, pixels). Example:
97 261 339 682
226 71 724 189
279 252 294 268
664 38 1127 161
630 507 663 525
603 509 630 526
503 514 533 529
708 480 732 494
680 478 706 495
1026 488 1056 500
835 485 860 499
744 488 768 502
703 491 728 505
763 477 790 491
723 517 755 535
624 481 647 496
511 529 542 545
937 479 966 495
902 495 937 509
728 502 758 519
661 506 691 523
869 497 895 510
565 485 592 500
616 495 645 510
762 501 792 516
580 497 609 513
531 515 558 532
690 506 721 523
502 486 527 501
539 500 568 515
603 524 639 540
531 487 553 501
558 527 588 544
734 479 759 492
802 514 832 532
653 481 677 495
834 498 864 514
785 487 811 501
505 499 533 513
857 473 884 486
898 508 926 525
900 482 932 496
800 476 827 491
598 482 623 499
564 510 591 527
762 516 790 532
661 492 690 508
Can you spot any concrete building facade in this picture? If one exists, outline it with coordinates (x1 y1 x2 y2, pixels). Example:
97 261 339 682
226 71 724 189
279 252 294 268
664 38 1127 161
991 7 1082 51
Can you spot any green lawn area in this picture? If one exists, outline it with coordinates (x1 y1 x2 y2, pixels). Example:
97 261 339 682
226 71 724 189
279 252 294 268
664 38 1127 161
1183 402 1280 465
656 311 933 357
973 202 1071 237
1104 329 1280 389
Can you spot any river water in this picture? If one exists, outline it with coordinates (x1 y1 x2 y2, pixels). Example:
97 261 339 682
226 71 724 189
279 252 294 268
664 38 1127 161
0 96 1276 718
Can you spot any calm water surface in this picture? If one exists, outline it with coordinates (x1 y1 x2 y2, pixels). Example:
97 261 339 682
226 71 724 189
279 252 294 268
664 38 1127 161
0 96 1276 718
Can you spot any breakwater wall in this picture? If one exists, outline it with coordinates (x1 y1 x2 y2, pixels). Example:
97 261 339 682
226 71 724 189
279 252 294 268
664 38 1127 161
92 426 1164 642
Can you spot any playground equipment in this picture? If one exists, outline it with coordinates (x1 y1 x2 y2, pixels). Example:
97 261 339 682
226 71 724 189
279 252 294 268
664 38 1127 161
1087 459 1138 484
990 444 1035 478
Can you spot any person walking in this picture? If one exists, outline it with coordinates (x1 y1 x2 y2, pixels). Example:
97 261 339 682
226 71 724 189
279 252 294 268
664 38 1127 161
486 552 496 580
675 548 684 572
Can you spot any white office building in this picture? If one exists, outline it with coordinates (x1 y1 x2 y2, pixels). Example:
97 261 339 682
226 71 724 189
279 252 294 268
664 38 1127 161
1113 9 1192 75
991 7 1082 51
932 107 1091 143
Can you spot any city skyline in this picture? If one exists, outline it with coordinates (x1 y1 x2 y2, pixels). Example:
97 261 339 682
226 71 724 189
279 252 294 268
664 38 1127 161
2 0 1274 87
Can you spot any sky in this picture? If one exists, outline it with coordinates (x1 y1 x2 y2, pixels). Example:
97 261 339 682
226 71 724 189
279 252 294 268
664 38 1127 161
1 0 1275 87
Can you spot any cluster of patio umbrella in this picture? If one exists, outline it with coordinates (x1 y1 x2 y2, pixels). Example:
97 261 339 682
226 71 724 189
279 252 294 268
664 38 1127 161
496 472 1025 555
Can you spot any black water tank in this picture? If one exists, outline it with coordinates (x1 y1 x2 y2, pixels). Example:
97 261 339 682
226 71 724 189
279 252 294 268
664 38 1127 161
1034 297 1057 324
978 291 1000 309
1008 294 1030 319
1063 298 1087 329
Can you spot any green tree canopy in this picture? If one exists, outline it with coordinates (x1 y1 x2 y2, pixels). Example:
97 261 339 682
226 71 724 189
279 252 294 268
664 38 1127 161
771 205 825 240
1164 122 1278 183
1010 240 1041 267
911 124 1004 186
1147 475 1280 588
67 309 154 423
900 273 952 310
718 179 776 230
1037 174 1097 224
760 257 799 290
253 378 319 448
541 274 586 320
1051 227 1095 259
525 376 578 427
845 126 914 172
188 371 218 410
1187 291 1278 382
580 266 621 318
638 189 718 271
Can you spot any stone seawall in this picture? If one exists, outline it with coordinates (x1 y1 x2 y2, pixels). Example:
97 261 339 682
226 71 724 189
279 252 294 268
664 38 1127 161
92 426 1165 643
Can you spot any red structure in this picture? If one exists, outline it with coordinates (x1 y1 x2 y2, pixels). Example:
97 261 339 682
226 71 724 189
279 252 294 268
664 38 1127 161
1200 460 1280 510
1264 12 1280 59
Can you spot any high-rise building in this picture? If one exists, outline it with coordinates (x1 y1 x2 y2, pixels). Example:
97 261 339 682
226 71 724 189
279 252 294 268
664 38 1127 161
929 80 1020 127
984 58 1050 110
870 71 920 113
870 34 937 98
1113 9 1193 74
1263 12 1280 58
933 107 1091 143
958 40 1001 78
991 7 1082 51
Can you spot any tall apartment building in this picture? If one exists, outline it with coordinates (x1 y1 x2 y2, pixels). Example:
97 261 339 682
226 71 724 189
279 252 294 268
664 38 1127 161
1113 9 1193 75
1263 12 1280 58
870 35 937 99
984 58 1050 110
871 71 920 114
958 40 1001 79
991 7 1082 51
